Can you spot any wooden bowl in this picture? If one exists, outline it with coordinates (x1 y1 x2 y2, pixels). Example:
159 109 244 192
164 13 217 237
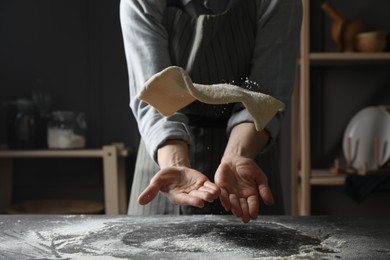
4 199 104 214
356 31 387 53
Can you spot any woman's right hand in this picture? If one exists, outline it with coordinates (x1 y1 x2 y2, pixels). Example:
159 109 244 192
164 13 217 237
138 139 220 208
137 166 221 208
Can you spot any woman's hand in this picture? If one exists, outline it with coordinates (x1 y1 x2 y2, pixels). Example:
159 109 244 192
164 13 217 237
138 166 221 208
216 123 274 223
215 156 274 224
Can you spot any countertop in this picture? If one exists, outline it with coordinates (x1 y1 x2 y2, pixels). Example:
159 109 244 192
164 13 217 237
0 215 389 259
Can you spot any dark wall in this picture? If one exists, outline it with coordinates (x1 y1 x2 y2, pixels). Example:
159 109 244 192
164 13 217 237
0 0 139 205
0 0 139 148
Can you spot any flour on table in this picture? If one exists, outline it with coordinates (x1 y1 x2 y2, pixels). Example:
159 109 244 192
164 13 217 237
138 66 285 132
121 220 345 259
257 237 347 260
0 217 346 260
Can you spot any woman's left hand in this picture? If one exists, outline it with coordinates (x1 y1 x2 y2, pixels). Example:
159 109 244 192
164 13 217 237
214 156 274 223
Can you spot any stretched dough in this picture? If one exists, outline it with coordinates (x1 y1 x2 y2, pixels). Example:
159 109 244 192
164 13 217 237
138 66 285 131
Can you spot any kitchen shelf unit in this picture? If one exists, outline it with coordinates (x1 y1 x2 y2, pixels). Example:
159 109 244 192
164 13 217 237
0 143 130 215
308 52 390 65
291 0 390 216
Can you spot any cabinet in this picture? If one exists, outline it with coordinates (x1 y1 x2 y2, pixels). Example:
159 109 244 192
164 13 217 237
291 0 390 215
0 143 130 215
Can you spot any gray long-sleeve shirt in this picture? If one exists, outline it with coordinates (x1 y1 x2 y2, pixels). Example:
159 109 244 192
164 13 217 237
120 0 301 162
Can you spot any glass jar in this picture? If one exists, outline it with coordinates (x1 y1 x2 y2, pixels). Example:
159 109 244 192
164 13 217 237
47 111 87 149
5 99 39 149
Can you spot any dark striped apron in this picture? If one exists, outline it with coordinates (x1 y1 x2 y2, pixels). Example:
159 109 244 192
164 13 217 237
128 0 284 215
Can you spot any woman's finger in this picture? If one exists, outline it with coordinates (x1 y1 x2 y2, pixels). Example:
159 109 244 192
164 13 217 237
137 183 160 205
188 189 217 203
219 188 231 211
247 195 259 220
229 193 242 217
258 184 274 206
254 169 274 206
203 181 221 194
239 198 250 224
168 192 205 208
198 185 220 197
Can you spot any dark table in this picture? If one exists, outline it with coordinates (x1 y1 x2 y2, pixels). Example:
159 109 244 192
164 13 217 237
0 215 389 259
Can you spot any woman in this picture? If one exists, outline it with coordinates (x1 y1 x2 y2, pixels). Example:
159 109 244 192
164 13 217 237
120 0 302 223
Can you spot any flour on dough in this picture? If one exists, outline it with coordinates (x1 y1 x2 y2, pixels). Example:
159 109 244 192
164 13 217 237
138 66 285 131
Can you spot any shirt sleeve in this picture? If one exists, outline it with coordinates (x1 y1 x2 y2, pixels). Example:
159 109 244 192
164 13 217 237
120 0 191 162
227 0 302 152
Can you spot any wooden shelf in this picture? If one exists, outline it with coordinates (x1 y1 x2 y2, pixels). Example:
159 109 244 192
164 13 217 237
310 169 346 186
0 148 128 158
298 169 346 186
309 52 390 65
0 143 130 215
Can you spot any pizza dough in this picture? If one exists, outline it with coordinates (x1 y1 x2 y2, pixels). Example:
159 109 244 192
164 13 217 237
138 66 285 131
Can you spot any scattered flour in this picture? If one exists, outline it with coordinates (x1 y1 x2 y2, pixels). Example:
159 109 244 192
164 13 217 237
321 236 347 250
0 217 347 260
255 237 347 260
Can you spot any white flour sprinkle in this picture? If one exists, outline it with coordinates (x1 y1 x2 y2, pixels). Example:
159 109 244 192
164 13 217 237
0 217 347 260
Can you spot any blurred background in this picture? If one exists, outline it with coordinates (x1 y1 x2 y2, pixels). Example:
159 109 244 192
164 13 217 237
1 0 390 216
